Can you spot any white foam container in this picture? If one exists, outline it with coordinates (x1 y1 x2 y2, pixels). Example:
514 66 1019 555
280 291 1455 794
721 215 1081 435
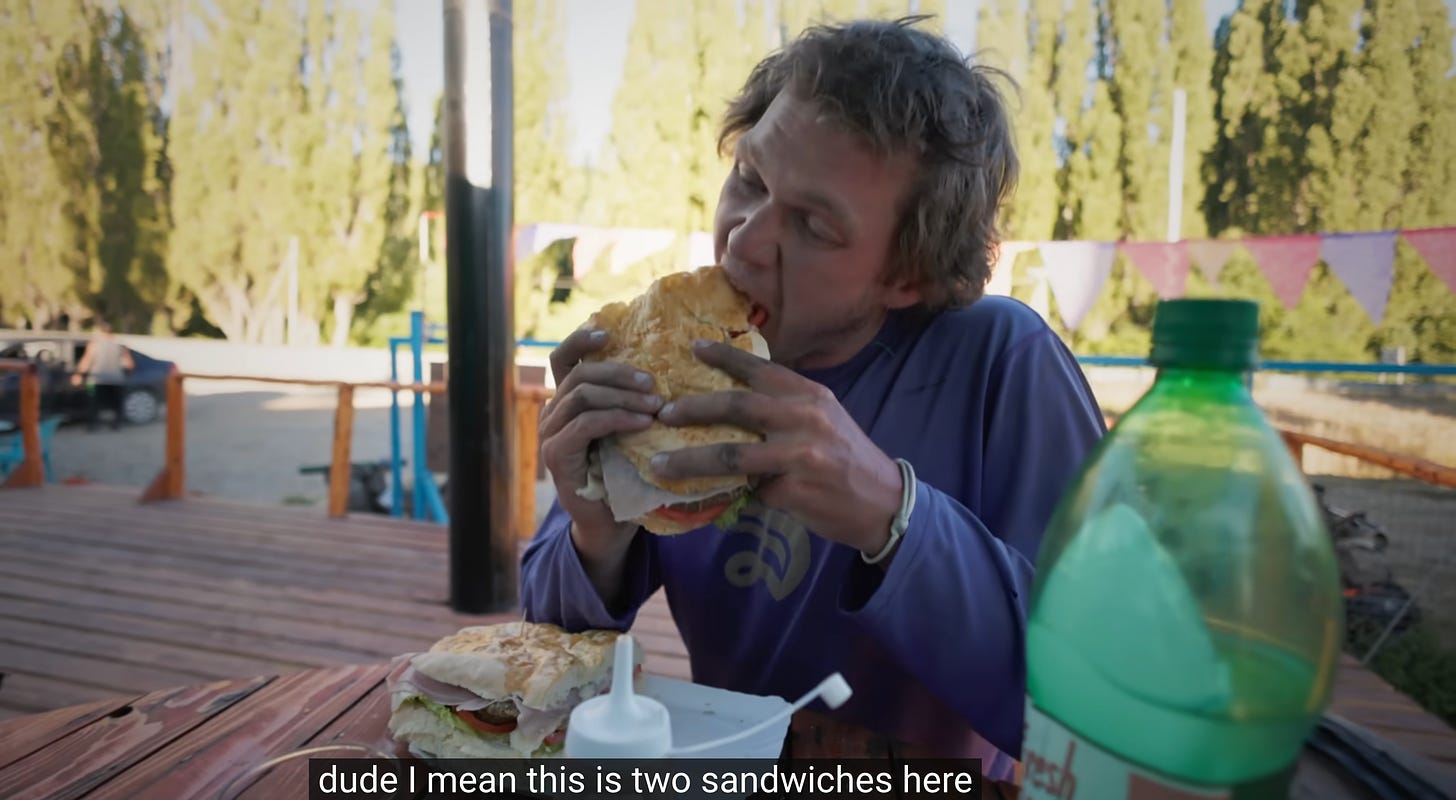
634 675 792 759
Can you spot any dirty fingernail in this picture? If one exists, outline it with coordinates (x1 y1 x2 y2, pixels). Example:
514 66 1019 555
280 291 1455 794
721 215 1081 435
634 371 652 385
650 454 668 471
658 402 676 417
589 329 607 341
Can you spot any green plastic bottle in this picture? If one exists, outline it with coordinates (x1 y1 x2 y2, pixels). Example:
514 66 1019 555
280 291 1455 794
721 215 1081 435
1020 299 1343 800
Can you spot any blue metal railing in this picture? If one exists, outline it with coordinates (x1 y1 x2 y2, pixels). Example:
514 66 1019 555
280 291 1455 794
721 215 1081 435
388 311 450 524
1076 355 1456 376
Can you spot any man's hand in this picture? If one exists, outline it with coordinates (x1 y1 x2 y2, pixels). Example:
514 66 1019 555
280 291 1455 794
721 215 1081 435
651 339 903 558
539 328 662 591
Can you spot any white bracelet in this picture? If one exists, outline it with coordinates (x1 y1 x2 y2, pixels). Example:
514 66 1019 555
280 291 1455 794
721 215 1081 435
862 458 916 564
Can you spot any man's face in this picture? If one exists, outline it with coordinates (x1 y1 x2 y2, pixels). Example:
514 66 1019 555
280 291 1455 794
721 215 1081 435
713 90 921 371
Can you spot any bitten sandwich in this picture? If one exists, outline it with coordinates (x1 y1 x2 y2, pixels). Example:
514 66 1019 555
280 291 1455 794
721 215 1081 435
575 265 770 535
387 622 642 758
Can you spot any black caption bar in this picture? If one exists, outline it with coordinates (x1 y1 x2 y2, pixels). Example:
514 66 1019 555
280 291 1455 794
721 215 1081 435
306 758 983 800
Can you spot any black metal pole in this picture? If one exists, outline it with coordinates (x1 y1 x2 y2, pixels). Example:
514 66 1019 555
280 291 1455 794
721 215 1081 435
443 0 516 613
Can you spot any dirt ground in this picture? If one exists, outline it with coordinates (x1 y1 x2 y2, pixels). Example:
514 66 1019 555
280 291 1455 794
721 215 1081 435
47 382 421 510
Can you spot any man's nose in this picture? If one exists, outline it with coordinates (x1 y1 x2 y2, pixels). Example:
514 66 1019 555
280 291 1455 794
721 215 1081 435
725 202 779 272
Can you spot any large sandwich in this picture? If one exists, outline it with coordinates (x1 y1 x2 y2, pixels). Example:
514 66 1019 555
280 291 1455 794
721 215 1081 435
575 265 769 535
387 622 642 758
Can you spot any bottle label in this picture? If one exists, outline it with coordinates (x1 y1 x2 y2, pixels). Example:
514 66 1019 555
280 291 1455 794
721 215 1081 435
1020 700 1230 800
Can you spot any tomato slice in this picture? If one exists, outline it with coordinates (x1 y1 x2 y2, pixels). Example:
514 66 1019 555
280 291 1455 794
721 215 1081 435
454 708 516 735
749 307 768 327
654 501 730 527
543 728 566 747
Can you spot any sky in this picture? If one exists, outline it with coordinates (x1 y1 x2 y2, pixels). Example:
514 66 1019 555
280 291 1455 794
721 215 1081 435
392 0 1446 165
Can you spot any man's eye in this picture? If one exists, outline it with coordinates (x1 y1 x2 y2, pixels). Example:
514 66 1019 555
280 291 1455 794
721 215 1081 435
800 213 835 243
735 162 764 191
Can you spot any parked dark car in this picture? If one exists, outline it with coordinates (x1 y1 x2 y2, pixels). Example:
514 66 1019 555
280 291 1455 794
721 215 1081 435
0 333 174 426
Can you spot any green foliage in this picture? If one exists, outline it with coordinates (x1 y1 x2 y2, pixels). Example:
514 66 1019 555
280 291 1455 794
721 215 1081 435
3 0 1454 366
515 0 580 224
166 0 413 344
594 0 770 234
0 0 171 332
1349 622 1456 728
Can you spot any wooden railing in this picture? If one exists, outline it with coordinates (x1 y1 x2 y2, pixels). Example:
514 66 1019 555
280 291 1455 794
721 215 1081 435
515 385 553 541
133 373 561 540
11 367 1449 538
1281 429 1456 489
141 371 448 519
0 358 44 488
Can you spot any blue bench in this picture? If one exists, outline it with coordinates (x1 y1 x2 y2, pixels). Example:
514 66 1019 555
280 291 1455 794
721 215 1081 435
0 416 62 483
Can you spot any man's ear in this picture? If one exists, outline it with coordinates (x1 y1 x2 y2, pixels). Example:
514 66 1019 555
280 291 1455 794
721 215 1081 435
884 277 922 310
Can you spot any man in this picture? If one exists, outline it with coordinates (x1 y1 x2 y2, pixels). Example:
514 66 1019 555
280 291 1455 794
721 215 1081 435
72 320 134 431
521 17 1104 778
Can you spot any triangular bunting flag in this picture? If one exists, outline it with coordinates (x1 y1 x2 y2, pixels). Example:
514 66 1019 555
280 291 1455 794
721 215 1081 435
1039 241 1116 332
1186 240 1239 285
1321 231 1397 325
1120 241 1190 299
571 228 615 277
519 222 583 259
1244 235 1322 309
986 241 1033 297
608 229 677 273
1402 227 1456 296
514 225 537 261
687 231 716 267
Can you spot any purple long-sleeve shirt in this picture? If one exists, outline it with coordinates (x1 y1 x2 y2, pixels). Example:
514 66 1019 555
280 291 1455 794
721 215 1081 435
521 296 1105 777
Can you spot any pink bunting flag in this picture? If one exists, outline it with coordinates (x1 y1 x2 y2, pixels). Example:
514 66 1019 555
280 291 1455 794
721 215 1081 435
1321 231 1397 325
1120 241 1190 299
986 241 1033 297
609 228 677 273
571 228 615 277
514 225 538 261
1186 240 1240 285
1039 241 1116 332
519 222 583 259
1402 227 1456 297
687 231 716 267
1243 234 1322 309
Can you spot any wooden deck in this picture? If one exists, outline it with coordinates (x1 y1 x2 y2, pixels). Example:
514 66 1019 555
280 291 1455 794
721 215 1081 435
0 482 1452 788
0 483 688 721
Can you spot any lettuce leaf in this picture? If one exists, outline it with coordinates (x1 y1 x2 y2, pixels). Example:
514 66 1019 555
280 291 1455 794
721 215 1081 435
404 695 484 738
713 492 753 529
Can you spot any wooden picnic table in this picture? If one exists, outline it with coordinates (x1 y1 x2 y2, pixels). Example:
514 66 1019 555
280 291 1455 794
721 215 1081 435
0 661 1022 800
1 658 1451 799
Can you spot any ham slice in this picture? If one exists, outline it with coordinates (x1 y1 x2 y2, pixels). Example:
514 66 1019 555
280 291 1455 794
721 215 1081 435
595 441 731 522
387 655 494 711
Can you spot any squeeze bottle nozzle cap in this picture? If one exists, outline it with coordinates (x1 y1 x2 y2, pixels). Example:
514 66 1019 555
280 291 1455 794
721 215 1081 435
563 634 672 758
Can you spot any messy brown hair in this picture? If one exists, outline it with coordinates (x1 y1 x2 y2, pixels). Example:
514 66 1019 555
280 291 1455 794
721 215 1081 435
719 16 1019 311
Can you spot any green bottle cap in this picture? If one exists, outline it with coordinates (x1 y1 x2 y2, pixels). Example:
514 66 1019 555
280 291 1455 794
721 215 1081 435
1149 298 1260 371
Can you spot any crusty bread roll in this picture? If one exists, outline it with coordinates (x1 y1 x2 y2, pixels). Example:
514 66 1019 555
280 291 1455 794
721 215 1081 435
387 622 642 759
411 623 627 712
578 266 769 534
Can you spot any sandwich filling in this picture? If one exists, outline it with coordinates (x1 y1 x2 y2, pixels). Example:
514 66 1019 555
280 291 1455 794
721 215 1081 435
578 440 751 529
388 655 640 756
386 623 638 759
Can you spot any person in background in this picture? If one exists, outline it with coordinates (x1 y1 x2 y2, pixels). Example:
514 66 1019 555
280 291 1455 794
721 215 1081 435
73 320 134 431
522 16 1106 780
